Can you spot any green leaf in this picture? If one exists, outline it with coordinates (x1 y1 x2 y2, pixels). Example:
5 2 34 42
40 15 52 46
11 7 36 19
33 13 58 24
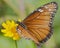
16 38 37 48
0 35 16 48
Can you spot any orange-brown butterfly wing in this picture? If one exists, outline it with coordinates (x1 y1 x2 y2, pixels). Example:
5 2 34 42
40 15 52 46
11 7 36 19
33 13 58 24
17 25 39 44
17 2 58 44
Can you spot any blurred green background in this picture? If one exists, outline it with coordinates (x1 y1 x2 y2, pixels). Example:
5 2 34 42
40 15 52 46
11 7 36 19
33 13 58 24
0 0 60 48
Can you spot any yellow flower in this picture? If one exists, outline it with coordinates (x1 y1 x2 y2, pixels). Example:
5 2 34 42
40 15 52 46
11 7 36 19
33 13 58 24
1 20 20 40
18 19 21 22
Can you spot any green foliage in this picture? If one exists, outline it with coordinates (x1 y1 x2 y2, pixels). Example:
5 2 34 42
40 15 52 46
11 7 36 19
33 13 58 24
0 0 60 48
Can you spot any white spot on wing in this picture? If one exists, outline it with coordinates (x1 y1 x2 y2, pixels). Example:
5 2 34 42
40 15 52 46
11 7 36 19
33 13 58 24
50 12 53 14
38 9 44 12
50 17 52 19
54 9 56 11
17 29 21 33
49 9 52 11
17 29 22 36
51 2 54 5
51 3 57 8
44 6 48 9
50 22 52 24
55 6 57 8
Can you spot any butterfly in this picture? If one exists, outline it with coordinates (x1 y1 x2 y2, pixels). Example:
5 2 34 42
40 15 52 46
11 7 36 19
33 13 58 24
16 2 58 45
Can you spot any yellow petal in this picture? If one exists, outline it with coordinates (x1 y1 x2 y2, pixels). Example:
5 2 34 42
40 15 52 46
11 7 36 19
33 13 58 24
8 32 14 37
1 29 7 33
13 36 19 40
18 19 21 22
6 20 11 25
2 23 7 28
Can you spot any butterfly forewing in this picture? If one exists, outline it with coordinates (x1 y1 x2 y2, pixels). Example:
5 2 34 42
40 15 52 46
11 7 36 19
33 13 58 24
17 2 58 44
